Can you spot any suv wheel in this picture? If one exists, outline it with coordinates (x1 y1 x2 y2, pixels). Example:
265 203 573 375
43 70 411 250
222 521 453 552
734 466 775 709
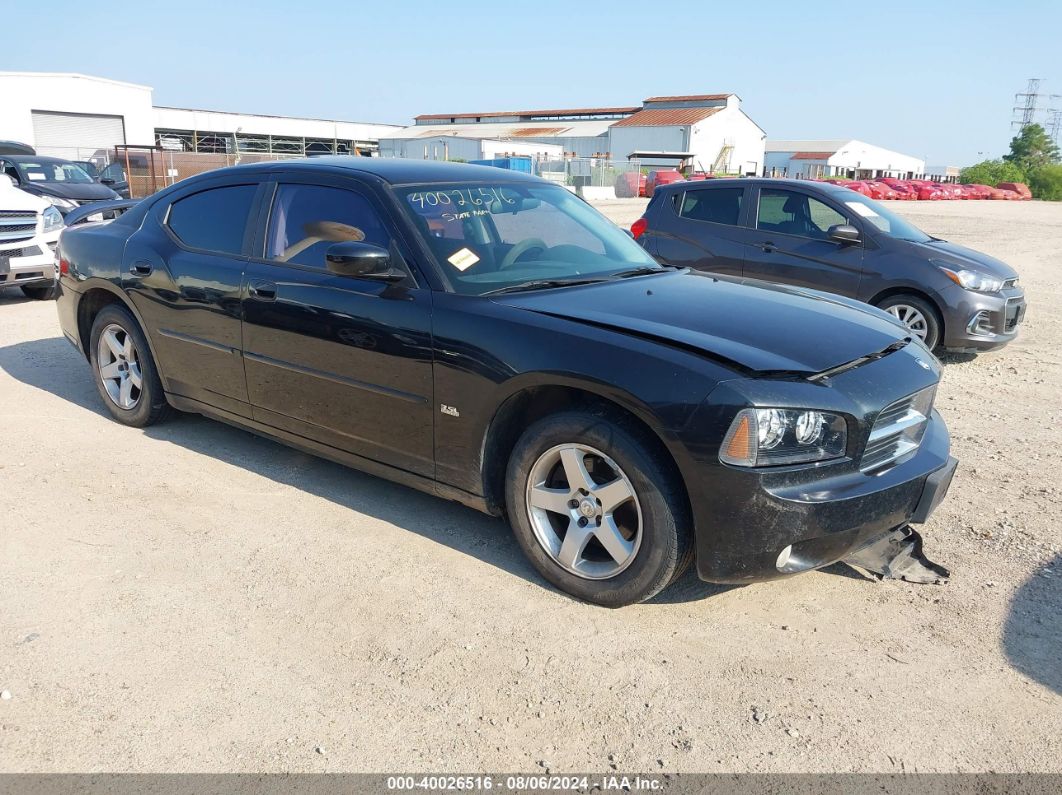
89 305 170 427
505 410 691 607
877 294 942 350
20 283 57 300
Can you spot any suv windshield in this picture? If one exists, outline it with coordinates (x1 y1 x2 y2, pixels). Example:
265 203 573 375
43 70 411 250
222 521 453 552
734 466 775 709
15 159 95 185
837 192 932 243
398 182 660 294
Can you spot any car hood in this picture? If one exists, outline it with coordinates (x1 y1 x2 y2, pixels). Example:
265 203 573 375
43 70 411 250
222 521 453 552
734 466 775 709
493 270 913 375
910 238 1018 280
22 181 119 202
0 181 49 212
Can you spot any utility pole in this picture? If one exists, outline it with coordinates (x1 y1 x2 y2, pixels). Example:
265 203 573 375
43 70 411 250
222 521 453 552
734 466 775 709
1047 109 1062 144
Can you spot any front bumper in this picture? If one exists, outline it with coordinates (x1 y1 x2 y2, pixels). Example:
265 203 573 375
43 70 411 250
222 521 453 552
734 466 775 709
0 239 59 290
691 410 954 583
940 283 1026 352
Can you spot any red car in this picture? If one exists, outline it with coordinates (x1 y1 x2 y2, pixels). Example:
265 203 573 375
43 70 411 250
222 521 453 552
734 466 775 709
839 180 873 197
865 181 900 200
917 185 944 200
961 184 992 200
997 182 1032 200
645 169 684 197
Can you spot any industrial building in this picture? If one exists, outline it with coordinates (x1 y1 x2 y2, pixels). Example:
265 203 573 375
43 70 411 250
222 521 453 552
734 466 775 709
765 139 925 180
380 94 767 174
0 72 402 159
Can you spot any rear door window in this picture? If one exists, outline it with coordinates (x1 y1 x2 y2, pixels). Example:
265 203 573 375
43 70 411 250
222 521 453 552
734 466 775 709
166 184 258 255
678 187 744 226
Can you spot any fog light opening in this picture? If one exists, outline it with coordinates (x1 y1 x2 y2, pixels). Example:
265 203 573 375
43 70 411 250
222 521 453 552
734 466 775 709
776 544 793 570
966 310 994 337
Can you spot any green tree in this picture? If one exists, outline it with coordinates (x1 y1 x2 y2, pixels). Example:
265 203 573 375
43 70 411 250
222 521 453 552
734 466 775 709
1003 123 1060 171
1029 164 1062 201
959 159 1026 185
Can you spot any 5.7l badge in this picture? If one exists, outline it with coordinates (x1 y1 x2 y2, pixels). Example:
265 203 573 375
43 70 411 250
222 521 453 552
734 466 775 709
440 404 460 418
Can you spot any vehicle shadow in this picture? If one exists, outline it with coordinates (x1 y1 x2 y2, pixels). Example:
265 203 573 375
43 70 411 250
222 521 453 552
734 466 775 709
1002 554 1062 695
0 335 740 606
0 289 36 305
936 351 978 366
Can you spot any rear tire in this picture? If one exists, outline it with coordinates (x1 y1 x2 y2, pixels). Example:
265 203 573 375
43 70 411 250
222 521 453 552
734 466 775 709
20 283 56 300
505 410 691 607
89 304 170 427
876 294 942 350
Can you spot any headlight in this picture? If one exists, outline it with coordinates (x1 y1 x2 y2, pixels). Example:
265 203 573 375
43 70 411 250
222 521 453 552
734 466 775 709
41 206 64 232
43 195 77 211
938 266 1003 293
720 408 848 467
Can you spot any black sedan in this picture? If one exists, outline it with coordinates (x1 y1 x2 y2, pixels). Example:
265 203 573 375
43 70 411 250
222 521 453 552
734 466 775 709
634 178 1026 352
54 159 956 606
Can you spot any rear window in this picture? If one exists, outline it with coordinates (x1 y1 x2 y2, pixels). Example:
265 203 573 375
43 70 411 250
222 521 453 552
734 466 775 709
166 184 257 255
678 188 744 226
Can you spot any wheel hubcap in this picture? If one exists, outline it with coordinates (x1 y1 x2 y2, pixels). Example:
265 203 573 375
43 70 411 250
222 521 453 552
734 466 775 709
97 323 143 410
885 304 929 340
525 443 642 580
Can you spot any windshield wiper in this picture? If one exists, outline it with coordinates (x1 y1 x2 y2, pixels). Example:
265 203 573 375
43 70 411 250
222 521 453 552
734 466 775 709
609 265 681 279
482 277 609 296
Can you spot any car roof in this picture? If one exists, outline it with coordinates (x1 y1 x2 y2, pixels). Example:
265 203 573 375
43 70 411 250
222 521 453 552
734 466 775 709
5 155 78 165
654 177 853 196
201 156 547 186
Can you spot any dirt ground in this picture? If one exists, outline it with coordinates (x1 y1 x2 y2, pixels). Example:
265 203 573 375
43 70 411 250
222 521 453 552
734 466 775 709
0 199 1059 773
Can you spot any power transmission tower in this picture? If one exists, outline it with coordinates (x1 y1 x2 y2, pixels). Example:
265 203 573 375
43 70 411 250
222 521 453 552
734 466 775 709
1047 109 1062 144
1013 78 1043 129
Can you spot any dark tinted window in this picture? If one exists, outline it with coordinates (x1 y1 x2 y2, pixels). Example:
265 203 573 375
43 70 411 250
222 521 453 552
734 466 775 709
167 185 257 255
756 189 848 240
266 184 392 268
679 188 744 226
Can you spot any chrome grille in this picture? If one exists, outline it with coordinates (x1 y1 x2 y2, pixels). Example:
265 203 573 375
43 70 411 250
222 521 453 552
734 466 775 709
0 211 38 244
861 386 936 473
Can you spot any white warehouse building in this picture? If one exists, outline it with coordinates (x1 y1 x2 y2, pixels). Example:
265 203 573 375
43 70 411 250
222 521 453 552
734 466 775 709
0 72 402 160
381 94 766 174
766 139 925 180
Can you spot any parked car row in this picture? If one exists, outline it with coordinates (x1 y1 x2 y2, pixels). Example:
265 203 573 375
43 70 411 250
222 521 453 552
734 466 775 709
830 177 1031 202
55 158 962 605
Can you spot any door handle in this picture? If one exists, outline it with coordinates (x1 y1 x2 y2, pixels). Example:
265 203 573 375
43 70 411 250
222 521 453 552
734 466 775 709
129 261 153 276
249 280 278 301
759 242 776 253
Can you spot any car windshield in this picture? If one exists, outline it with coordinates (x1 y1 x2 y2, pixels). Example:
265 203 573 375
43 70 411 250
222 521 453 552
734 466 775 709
15 160 95 185
397 182 661 295
837 192 932 242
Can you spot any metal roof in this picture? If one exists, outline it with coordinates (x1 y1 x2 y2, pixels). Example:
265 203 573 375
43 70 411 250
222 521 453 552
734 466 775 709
611 107 722 128
643 94 733 102
790 151 835 160
414 106 638 122
383 119 614 140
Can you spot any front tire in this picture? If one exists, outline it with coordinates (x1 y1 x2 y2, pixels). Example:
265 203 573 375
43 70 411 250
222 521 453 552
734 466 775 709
505 410 691 607
877 294 942 350
20 283 57 300
89 304 170 427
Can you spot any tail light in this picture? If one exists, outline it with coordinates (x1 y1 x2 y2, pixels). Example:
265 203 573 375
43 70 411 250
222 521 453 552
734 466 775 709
630 217 648 240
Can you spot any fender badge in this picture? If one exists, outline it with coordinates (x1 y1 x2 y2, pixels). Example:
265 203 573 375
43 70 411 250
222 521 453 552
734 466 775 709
915 358 931 370
440 404 460 418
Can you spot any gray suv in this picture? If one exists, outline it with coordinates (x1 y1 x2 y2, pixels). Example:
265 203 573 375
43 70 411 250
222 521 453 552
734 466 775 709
633 178 1026 352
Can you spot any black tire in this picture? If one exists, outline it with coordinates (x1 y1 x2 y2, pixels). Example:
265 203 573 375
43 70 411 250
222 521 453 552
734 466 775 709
505 410 692 607
876 294 942 350
89 304 170 427
20 283 57 300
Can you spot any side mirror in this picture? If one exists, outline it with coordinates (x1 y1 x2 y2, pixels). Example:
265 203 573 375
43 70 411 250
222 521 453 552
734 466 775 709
828 224 862 245
325 241 405 282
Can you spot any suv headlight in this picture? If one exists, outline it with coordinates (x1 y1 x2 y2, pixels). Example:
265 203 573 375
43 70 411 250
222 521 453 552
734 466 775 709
42 206 64 232
720 408 848 467
43 195 77 211
938 265 1003 293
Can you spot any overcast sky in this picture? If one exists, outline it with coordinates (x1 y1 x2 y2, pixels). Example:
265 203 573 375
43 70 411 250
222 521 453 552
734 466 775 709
5 0 1060 165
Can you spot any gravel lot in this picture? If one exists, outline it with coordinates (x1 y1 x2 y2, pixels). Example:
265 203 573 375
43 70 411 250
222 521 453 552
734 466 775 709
1 199 1059 773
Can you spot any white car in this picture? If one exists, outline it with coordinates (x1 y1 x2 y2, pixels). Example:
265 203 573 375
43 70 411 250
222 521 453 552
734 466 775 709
1 174 63 299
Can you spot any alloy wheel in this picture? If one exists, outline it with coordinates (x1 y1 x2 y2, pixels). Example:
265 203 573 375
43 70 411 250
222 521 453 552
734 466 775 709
885 303 929 341
97 323 143 410
525 443 643 580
